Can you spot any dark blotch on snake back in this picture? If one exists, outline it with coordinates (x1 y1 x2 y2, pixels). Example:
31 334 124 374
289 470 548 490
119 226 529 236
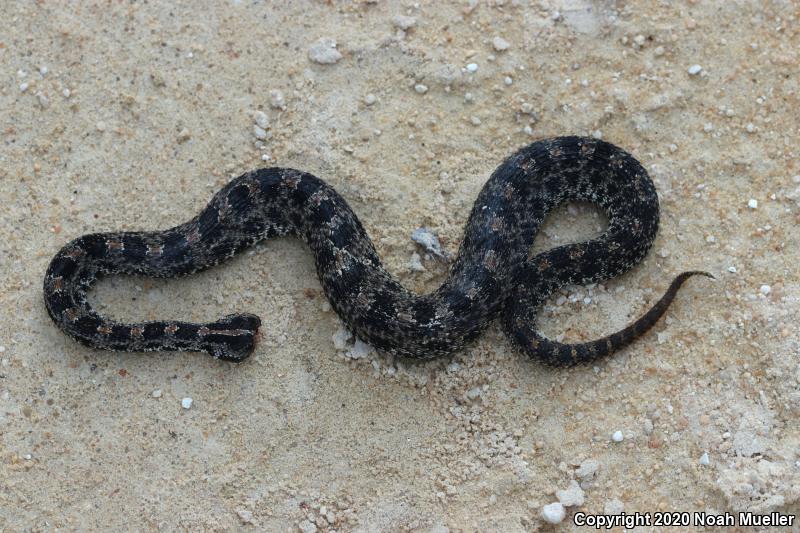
43 136 712 365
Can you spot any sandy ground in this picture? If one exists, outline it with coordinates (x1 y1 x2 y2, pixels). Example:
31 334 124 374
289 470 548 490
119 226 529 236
2 1 799 531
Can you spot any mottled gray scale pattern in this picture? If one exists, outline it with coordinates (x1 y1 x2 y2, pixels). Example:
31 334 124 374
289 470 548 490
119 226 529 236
43 137 711 365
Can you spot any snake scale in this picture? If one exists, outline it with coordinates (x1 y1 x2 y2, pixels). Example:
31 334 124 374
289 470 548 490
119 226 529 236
43 136 711 365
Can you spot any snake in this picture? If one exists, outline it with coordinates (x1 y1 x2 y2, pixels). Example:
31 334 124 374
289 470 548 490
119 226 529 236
43 136 712 365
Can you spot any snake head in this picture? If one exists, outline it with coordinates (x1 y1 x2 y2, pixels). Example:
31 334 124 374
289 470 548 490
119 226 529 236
201 313 262 362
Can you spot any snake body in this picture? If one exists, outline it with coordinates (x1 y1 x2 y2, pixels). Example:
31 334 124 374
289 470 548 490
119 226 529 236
43 136 710 364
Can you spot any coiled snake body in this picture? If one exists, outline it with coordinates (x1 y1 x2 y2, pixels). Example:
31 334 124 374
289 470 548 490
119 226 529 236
44 136 710 364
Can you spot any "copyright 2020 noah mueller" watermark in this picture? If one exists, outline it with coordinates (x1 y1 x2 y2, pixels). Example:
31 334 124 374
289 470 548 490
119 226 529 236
573 511 796 529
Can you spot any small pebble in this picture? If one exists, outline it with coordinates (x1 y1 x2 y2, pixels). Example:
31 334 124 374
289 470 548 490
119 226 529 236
747 198 757 209
699 452 710 466
181 397 193 409
261 154 271 161
269 89 285 109
466 63 478 73
19 82 29 93
253 125 267 140
332 327 353 350
576 459 599 480
466 387 482 400
541 502 566 524
308 38 342 64
414 83 428 94
39 65 48 76
364 93 376 105
470 116 481 126
236 509 254 524
611 430 624 442
254 110 269 129
745 122 756 133
687 64 703 75
346 339 372 360
151 389 162 398
728 266 737 273
411 227 447 259
492 36 510 51
392 14 416 30
556 480 585 507
299 519 317 533
759 284 771 295
503 76 513 86
62 88 71 98
96 121 106 132
409 252 425 272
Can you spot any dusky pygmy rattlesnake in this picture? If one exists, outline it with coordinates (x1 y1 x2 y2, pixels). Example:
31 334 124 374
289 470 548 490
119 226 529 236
44 136 711 364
